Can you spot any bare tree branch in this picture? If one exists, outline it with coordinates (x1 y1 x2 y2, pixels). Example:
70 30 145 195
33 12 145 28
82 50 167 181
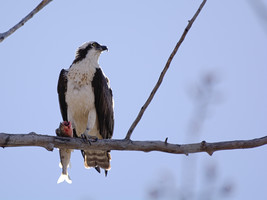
1 133 266 155
125 0 207 140
0 0 52 43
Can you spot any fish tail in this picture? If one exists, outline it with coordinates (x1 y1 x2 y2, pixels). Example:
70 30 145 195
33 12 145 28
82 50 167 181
57 173 72 184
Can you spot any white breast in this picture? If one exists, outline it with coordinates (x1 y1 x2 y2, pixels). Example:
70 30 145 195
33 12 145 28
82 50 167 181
65 63 97 136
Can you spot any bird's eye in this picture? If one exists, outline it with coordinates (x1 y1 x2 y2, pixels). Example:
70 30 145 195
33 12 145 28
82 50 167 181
92 43 97 47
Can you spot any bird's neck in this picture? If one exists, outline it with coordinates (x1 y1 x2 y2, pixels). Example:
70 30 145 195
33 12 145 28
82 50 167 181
71 57 99 72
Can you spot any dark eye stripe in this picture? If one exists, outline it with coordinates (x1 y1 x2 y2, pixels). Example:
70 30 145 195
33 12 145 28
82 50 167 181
72 44 92 64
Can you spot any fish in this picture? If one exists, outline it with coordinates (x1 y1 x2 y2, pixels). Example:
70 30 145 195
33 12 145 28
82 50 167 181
55 121 73 184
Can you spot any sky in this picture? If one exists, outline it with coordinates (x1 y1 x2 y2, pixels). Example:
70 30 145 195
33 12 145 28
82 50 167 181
0 0 267 200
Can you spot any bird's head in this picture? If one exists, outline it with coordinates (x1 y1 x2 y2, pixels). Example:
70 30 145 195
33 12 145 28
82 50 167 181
73 41 108 64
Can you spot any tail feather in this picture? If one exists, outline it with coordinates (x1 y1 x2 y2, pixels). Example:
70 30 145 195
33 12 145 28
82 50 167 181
95 166 101 173
57 173 72 184
84 150 111 171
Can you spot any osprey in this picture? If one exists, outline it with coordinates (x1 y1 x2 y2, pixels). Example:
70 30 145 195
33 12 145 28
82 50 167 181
57 41 114 175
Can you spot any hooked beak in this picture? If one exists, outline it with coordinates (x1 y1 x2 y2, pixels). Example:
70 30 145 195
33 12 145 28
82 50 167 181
100 45 108 52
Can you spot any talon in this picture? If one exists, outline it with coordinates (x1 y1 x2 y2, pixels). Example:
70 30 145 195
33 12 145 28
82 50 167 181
81 134 91 145
81 133 98 144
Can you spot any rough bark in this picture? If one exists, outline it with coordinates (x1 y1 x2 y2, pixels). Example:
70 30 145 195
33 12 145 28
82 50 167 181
0 0 52 43
125 0 208 139
1 133 266 155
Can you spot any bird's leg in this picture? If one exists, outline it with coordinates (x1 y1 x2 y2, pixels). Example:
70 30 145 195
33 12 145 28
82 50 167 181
81 128 98 144
81 110 99 144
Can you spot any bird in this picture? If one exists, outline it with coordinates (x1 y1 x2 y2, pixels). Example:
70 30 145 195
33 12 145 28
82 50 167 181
57 41 114 176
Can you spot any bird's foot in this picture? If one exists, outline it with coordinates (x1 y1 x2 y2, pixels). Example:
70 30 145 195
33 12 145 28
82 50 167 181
81 133 98 145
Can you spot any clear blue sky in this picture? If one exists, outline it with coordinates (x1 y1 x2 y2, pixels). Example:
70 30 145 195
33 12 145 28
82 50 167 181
0 0 267 200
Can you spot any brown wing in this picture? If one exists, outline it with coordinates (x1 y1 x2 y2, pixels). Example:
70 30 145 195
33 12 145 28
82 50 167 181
57 69 68 122
92 68 114 139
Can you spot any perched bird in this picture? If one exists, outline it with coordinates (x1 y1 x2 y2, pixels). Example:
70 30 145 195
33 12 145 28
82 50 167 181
55 121 73 184
57 41 114 175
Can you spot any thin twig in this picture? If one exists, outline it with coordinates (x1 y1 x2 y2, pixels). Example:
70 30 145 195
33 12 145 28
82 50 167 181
1 133 267 155
125 0 208 140
0 0 53 43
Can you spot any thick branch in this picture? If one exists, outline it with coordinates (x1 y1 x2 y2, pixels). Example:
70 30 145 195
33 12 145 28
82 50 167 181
0 0 52 43
125 0 207 139
1 133 266 155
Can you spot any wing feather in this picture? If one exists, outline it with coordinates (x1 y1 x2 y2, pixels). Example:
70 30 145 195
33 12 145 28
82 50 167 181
57 69 68 121
92 68 114 139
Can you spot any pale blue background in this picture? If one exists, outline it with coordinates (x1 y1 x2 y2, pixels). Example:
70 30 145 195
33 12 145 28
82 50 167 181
0 0 267 200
